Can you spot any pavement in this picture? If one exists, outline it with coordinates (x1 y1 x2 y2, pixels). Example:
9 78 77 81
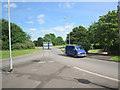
1 47 120 89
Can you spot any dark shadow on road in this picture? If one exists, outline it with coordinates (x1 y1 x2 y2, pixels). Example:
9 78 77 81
31 60 41 62
75 78 118 90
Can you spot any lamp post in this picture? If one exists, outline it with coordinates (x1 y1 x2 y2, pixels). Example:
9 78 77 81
8 0 13 71
118 1 120 55
64 17 70 45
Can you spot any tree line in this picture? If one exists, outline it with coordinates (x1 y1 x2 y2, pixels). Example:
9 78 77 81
1 10 118 55
33 33 65 46
66 10 118 55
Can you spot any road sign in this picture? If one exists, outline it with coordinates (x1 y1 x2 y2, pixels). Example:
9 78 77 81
43 42 53 50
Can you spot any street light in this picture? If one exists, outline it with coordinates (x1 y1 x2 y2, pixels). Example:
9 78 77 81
8 0 13 71
118 1 120 56
64 17 70 45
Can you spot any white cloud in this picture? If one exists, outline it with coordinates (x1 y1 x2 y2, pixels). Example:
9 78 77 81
40 26 65 34
38 19 44 24
37 14 45 18
27 28 36 31
4 3 17 8
53 26 66 31
26 21 34 24
37 14 45 24
58 2 75 8
65 25 73 30
65 2 72 8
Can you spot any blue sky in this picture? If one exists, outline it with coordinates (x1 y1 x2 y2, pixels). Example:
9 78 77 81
2 2 118 41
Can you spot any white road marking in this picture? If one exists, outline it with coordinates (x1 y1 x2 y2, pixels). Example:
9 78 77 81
73 66 119 82
33 81 41 88
49 61 54 63
38 62 45 63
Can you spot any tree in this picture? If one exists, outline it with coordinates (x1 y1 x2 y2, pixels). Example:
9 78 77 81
38 37 43 46
55 36 65 45
26 34 31 41
33 40 38 46
88 10 119 54
66 26 91 52
43 33 56 45
1 19 34 49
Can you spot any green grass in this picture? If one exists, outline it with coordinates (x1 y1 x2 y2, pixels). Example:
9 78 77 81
86 53 94 56
0 48 42 60
53 45 66 47
88 49 102 52
110 56 120 61
61 47 65 52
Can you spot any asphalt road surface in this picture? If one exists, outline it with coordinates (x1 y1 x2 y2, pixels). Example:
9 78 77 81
1 47 120 89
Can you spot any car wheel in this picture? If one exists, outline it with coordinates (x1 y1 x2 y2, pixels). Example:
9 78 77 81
74 54 77 58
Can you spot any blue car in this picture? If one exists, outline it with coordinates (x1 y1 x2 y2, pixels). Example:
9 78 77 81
65 45 86 57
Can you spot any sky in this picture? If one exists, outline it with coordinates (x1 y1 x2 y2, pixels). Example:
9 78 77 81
1 2 118 41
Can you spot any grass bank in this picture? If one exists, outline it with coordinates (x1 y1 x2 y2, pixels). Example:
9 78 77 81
88 49 102 52
0 48 42 60
110 56 120 62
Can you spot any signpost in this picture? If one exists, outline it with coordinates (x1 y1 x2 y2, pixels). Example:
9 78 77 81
43 42 53 50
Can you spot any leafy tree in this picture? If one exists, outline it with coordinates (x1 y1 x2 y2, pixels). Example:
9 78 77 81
88 10 118 54
33 40 38 46
66 26 90 52
43 34 51 42
43 33 56 45
38 37 43 46
55 36 65 45
43 33 65 45
1 19 34 50
26 34 31 41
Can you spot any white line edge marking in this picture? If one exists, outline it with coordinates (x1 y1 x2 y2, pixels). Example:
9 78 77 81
73 67 119 82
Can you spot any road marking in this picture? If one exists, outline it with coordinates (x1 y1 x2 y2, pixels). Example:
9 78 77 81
38 61 45 64
49 61 54 63
73 67 119 82
33 81 41 88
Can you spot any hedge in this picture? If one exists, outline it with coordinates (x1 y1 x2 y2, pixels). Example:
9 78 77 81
12 41 35 50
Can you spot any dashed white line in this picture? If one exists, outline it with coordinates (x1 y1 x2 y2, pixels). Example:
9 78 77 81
73 66 119 82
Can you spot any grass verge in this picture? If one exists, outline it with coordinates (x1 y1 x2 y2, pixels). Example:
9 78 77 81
110 56 120 62
88 49 102 52
0 48 42 60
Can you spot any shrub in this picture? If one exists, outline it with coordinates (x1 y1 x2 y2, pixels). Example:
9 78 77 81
12 43 22 50
108 45 119 55
25 41 35 49
12 41 35 50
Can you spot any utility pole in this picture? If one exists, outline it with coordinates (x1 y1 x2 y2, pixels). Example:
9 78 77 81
8 0 13 71
118 1 120 56
64 17 70 45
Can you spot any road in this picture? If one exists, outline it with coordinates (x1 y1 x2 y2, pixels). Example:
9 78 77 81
1 47 119 89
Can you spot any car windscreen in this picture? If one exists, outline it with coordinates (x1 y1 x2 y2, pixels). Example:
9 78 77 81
75 47 83 50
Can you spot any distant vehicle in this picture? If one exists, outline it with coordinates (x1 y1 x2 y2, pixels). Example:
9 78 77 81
65 45 86 57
